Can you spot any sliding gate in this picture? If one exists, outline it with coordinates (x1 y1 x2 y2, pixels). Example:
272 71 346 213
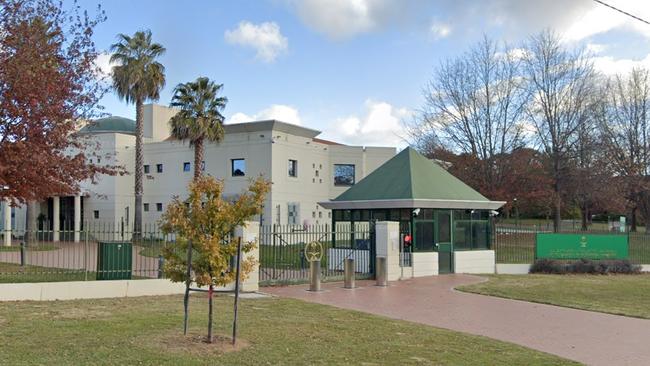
259 223 375 285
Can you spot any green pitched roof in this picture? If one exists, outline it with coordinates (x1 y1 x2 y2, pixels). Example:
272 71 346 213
79 116 136 135
321 147 504 210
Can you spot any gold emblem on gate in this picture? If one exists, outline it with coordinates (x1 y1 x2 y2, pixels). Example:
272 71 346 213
304 241 323 262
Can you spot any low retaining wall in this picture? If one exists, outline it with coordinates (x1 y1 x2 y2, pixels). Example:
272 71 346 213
454 250 495 274
0 277 258 302
496 263 532 274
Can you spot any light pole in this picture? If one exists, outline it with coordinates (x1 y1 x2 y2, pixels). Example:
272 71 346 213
513 198 519 227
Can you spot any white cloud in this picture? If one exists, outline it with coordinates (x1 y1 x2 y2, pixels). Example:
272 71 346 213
286 0 650 42
592 53 650 75
224 21 288 62
288 0 377 39
322 99 411 147
94 52 114 78
429 21 451 40
227 104 302 125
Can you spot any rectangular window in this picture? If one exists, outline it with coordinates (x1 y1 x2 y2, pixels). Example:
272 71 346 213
144 165 150 174
93 210 99 219
288 203 300 225
183 162 191 172
144 203 149 212
231 159 246 176
156 203 163 212
156 164 163 173
334 164 355 186
288 159 298 177
201 161 205 171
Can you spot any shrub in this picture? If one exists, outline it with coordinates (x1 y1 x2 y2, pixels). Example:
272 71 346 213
530 259 641 274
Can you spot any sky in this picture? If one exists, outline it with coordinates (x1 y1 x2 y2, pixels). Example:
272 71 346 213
80 0 650 148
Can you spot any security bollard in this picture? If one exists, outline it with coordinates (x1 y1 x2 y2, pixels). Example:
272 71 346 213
344 258 355 289
376 257 387 287
309 260 321 292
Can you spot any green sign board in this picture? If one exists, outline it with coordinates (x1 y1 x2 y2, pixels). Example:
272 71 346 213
536 233 628 260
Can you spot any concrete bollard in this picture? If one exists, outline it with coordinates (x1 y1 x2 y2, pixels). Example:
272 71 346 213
344 258 355 289
376 257 387 286
309 260 321 292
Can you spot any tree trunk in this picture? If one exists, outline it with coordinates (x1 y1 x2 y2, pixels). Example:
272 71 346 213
134 99 144 239
25 201 38 243
194 137 204 180
553 195 561 233
581 203 588 231
631 207 637 232
207 284 214 343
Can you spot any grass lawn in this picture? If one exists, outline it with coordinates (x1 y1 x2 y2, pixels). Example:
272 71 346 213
0 294 575 366
0 243 59 252
458 274 650 319
0 262 92 283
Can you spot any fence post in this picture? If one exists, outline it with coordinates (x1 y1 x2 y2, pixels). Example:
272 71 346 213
84 223 89 281
158 254 164 279
19 241 25 267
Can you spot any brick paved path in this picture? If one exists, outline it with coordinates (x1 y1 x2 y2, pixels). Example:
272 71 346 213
265 275 650 366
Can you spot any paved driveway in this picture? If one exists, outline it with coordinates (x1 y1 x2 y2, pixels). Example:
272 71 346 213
265 275 650 366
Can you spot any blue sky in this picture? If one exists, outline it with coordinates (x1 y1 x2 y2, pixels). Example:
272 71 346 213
81 0 650 147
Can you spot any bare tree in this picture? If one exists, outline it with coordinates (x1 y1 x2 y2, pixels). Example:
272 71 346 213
599 68 650 231
521 30 598 232
412 36 527 199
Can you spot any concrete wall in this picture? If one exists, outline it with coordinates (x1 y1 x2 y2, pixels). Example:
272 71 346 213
454 250 495 274
411 252 438 277
496 263 532 274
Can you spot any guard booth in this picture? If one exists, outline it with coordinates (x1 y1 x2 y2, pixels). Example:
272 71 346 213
320 148 505 275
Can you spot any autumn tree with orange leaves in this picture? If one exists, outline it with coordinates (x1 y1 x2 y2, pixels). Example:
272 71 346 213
0 0 119 205
160 175 270 343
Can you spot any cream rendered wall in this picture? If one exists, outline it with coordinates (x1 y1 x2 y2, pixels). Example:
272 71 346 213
80 132 135 231
270 133 331 226
328 145 395 200
143 104 176 142
141 130 273 227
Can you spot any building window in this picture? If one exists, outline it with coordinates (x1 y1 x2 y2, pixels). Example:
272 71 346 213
156 203 163 212
334 164 355 186
201 161 206 171
312 211 316 218
288 159 298 177
318 212 322 219
156 164 163 173
93 210 99 219
315 170 319 177
288 203 300 225
144 203 149 212
183 162 191 172
144 164 150 174
231 159 246 176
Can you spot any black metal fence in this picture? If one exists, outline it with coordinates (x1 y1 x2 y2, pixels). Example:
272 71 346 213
258 223 375 285
0 222 169 283
494 224 650 264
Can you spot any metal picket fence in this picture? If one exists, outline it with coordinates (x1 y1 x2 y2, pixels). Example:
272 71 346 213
494 224 650 264
258 223 375 285
0 221 170 283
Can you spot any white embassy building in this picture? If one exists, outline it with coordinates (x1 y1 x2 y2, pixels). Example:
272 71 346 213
1 104 395 241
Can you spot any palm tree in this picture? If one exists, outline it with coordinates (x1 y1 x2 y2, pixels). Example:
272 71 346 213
169 77 228 180
110 30 166 236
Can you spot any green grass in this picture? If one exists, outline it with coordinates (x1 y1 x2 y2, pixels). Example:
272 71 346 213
0 263 149 283
0 244 59 252
458 274 650 319
0 262 92 283
0 294 575 365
